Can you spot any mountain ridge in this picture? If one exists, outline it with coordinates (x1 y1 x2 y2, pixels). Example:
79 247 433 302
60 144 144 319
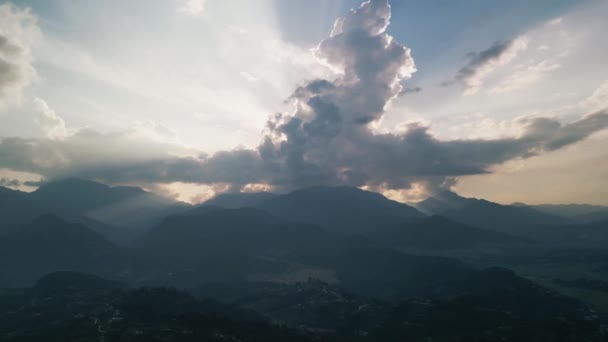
413 190 568 233
202 185 424 234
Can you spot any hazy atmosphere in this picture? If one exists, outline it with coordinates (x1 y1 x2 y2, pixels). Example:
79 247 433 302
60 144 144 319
1 0 607 204
2 1 608 341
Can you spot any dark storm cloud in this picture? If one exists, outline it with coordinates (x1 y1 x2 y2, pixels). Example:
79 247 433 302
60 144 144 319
0 0 607 196
253 107 608 191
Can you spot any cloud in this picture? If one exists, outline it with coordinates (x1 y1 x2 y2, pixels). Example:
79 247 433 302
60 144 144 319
519 111 608 151
1 108 606 195
33 98 69 139
400 87 422 95
0 0 607 199
0 3 39 107
239 71 258 82
0 128 193 182
0 177 20 187
582 80 608 112
177 0 207 16
491 60 561 94
443 37 528 95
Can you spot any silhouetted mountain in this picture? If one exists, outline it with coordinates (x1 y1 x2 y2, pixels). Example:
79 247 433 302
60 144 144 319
543 219 608 247
135 202 546 298
372 215 530 251
2 182 607 341
134 207 369 285
32 178 147 212
135 206 510 296
0 187 51 235
0 215 129 287
137 207 323 258
203 186 424 234
203 191 278 208
415 190 567 233
30 178 190 239
514 203 608 223
0 185 132 243
202 190 530 251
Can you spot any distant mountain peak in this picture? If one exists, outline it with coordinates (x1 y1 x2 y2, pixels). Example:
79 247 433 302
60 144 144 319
415 189 568 231
203 191 277 208
178 206 278 223
21 214 100 237
36 178 151 198
29 178 188 234
414 190 466 214
196 185 424 234
254 185 424 233
434 190 491 204
290 185 390 198
37 177 110 191
417 190 497 211
435 189 463 199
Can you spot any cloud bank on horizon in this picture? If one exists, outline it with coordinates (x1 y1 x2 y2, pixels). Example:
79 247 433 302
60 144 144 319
0 0 607 202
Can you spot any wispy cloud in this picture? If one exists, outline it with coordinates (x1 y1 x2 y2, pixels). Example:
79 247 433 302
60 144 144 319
177 0 207 16
443 37 528 95
491 60 562 94
582 80 608 112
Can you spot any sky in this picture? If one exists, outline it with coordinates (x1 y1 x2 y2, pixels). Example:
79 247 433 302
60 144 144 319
0 0 607 205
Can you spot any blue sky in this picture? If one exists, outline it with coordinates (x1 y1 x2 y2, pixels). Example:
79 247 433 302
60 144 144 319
0 0 607 204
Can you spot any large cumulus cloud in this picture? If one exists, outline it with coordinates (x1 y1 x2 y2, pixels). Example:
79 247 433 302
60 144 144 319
1 0 607 197
247 0 608 193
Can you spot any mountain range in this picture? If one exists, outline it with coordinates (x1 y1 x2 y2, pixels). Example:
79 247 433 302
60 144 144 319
413 190 568 232
0 214 129 287
0 178 189 243
204 186 423 233
31 178 190 235
0 178 607 340
513 202 608 223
